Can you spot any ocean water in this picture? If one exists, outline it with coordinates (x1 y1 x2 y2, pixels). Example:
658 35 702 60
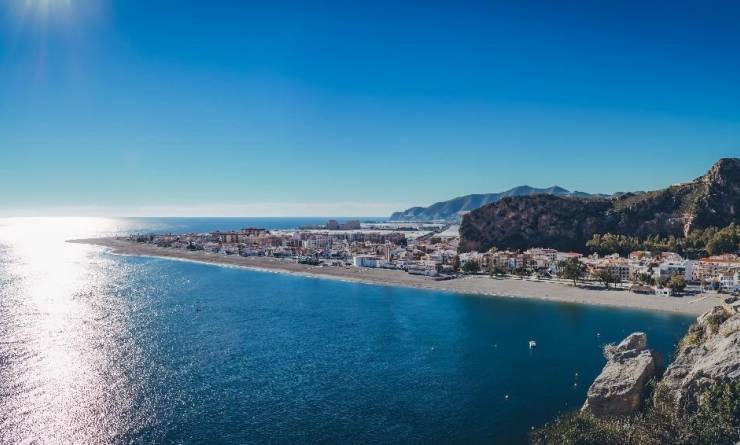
0 217 693 444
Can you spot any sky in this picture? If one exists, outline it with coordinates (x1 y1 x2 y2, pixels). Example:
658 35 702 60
1 0 739 217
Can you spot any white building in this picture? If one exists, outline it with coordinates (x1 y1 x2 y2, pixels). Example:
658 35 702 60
353 255 380 268
719 271 740 292
654 260 694 281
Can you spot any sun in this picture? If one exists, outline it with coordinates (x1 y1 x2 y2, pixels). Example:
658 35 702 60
5 0 105 34
7 0 92 26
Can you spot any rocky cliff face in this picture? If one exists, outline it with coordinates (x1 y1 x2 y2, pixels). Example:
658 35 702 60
458 195 613 252
459 158 740 252
659 300 740 413
582 333 660 417
690 157 740 231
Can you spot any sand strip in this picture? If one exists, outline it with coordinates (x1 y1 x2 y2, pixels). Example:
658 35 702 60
69 237 723 316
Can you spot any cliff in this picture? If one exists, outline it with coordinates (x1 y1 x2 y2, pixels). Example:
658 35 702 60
659 300 740 413
460 158 740 252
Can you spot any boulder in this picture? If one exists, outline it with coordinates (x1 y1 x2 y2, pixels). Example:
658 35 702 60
582 332 659 417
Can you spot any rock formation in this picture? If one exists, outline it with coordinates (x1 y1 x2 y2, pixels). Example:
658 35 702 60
581 301 740 418
659 299 740 413
459 158 740 253
582 332 660 417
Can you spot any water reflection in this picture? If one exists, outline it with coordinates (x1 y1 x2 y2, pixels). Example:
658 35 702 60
0 218 139 444
0 217 694 445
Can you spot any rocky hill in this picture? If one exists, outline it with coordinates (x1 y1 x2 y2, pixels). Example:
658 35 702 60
389 185 599 221
459 158 740 253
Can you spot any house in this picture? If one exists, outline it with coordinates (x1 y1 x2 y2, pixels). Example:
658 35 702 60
719 271 739 292
587 257 630 282
629 251 653 261
693 254 740 282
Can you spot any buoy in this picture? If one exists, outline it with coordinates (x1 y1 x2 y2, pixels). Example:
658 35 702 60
529 340 537 349
505 394 509 399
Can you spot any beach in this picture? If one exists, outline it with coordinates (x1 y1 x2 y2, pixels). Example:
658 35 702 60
71 237 723 316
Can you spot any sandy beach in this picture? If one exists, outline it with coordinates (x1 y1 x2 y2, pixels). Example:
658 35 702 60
70 237 723 316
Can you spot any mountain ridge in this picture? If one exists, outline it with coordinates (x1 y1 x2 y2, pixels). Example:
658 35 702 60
458 158 740 253
389 185 604 221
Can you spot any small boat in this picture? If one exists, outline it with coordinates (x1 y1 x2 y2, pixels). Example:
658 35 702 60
529 340 537 349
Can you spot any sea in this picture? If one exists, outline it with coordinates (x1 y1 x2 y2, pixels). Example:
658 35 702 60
0 217 693 444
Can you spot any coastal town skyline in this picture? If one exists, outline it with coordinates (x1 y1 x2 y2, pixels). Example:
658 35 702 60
2 1 740 217
2 2 739 443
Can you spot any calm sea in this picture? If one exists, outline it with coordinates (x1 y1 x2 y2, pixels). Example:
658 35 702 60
0 217 693 444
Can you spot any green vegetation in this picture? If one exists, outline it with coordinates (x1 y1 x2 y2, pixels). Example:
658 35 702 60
530 380 740 445
559 258 586 286
593 268 620 289
677 311 731 352
636 272 654 285
488 264 506 277
586 223 740 258
451 254 460 272
667 274 687 293
461 259 480 274
677 323 706 352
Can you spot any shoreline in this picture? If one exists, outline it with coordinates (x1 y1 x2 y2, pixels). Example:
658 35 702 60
69 237 723 316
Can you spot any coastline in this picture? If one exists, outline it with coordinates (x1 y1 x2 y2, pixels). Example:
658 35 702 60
70 237 723 316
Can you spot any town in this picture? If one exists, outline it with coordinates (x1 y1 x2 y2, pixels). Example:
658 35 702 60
129 220 740 297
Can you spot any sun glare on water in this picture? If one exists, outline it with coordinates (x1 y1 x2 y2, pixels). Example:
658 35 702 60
0 217 140 443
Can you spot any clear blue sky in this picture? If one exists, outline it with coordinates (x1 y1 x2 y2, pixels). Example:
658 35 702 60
1 0 739 216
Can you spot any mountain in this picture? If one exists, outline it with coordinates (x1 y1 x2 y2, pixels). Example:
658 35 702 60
389 185 600 221
459 158 740 253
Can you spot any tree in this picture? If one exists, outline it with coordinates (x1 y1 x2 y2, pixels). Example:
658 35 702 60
559 258 585 286
655 276 670 288
636 272 654 286
462 259 480 274
451 255 460 272
489 263 505 277
668 274 687 294
594 268 619 289
706 224 739 255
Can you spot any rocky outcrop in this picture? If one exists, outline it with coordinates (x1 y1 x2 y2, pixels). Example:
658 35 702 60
659 301 740 413
580 303 740 419
582 333 660 417
690 158 740 231
459 158 740 252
